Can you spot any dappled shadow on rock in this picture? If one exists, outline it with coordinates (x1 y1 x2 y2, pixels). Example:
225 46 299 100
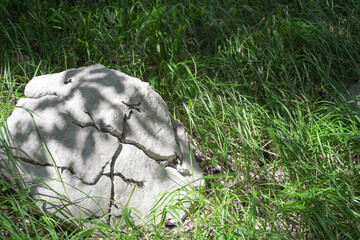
0 64 203 228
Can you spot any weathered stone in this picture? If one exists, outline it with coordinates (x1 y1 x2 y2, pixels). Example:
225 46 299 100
0 64 203 226
348 80 360 105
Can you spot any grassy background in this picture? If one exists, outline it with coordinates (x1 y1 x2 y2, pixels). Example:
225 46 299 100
1 0 360 239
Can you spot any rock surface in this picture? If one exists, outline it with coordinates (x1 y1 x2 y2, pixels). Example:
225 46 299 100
348 80 360 105
0 64 203 226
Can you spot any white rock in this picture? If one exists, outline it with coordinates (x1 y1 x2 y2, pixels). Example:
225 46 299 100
0 64 203 227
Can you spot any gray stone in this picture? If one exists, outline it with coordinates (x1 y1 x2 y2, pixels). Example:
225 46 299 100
348 80 360 105
0 64 203 226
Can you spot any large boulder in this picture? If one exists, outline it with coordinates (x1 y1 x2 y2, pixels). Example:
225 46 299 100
0 64 203 226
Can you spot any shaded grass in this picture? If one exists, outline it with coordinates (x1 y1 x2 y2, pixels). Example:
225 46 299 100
1 0 360 239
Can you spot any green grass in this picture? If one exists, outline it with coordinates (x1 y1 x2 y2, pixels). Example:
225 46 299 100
1 0 360 239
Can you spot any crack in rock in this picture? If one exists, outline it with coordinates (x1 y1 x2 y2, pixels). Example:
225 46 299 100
13 155 111 186
106 144 145 188
12 155 74 174
26 92 61 99
120 137 175 162
72 109 176 165
76 162 110 186
71 119 96 128
105 172 145 188
108 143 122 217
64 78 72 85
71 110 123 139
123 109 133 121
121 101 141 112
72 115 163 166
169 118 196 176
105 142 145 221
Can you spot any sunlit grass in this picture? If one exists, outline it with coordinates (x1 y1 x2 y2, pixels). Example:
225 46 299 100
1 0 360 239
